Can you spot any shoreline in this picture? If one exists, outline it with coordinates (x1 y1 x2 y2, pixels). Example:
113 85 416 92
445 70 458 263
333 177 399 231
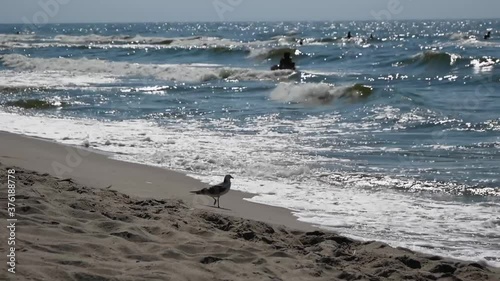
2 130 500 268
0 131 314 231
1 134 500 280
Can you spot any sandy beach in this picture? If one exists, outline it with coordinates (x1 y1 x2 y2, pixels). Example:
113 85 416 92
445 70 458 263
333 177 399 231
1 131 499 281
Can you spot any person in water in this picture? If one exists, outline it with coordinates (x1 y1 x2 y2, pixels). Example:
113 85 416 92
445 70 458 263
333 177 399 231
279 52 296 70
347 31 352 39
369 34 374 40
484 31 491 40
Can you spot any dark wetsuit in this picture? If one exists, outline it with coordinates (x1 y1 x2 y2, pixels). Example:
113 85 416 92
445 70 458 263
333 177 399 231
279 58 295 70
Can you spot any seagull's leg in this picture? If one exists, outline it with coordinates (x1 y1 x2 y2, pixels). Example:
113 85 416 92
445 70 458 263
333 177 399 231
217 196 220 208
213 197 217 206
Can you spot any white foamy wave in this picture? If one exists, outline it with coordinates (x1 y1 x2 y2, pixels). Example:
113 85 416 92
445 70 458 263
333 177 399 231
0 33 321 51
0 34 267 50
53 34 244 48
339 36 367 45
270 35 298 44
301 70 358 77
0 42 245 51
1 54 294 83
449 32 475 40
0 41 139 50
54 34 168 44
0 111 498 266
120 86 169 95
440 37 500 48
0 70 117 89
270 82 373 105
0 111 322 184
248 47 302 60
0 33 38 43
469 57 499 70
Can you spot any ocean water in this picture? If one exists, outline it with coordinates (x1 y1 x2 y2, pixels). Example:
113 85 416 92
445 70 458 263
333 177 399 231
1 20 499 266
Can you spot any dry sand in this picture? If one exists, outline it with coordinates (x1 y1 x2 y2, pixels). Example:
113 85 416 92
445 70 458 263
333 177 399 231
1 132 499 281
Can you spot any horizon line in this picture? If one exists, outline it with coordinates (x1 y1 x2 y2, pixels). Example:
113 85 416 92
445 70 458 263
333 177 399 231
0 17 499 25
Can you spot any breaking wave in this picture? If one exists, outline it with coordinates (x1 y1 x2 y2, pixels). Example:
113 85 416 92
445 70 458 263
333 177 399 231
248 47 303 60
53 34 239 46
396 51 499 71
0 33 38 43
396 51 465 67
270 82 373 105
449 32 476 40
469 57 500 69
0 54 294 83
0 33 252 51
0 33 295 52
0 70 118 89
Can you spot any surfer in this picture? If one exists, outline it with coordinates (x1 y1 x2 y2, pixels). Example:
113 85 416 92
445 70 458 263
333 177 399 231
278 52 296 70
272 52 296 70
347 31 352 39
369 34 374 40
484 31 491 40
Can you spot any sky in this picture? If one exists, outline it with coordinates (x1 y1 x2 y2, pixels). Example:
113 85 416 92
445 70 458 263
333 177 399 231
1 0 499 23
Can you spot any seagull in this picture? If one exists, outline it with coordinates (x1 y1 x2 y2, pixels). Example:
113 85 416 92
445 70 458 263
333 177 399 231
190 175 233 208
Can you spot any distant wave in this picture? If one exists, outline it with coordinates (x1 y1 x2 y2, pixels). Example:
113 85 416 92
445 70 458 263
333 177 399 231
312 37 365 44
270 82 373 105
314 37 340 43
469 57 500 69
0 69 118 89
0 33 249 50
452 118 500 133
0 42 252 58
257 35 367 46
449 32 498 45
1 34 294 58
395 51 466 68
3 99 67 109
0 33 38 43
395 51 500 71
0 54 295 83
440 36 500 48
0 33 368 48
248 47 303 60
415 51 463 65
0 33 368 54
53 34 214 45
449 32 476 41
270 35 298 43
266 36 370 47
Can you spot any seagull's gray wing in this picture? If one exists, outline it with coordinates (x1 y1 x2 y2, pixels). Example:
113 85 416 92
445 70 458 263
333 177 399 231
207 182 228 196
